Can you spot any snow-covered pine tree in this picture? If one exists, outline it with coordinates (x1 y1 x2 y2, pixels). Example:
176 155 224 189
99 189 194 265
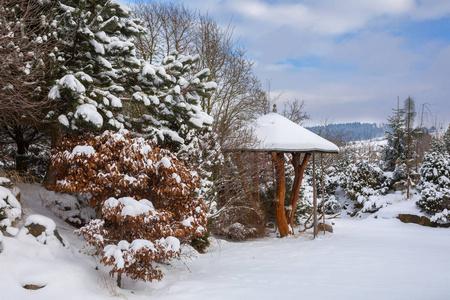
49 2 216 149
131 51 219 204
383 104 405 171
417 137 450 224
177 129 223 209
131 51 216 149
48 0 144 131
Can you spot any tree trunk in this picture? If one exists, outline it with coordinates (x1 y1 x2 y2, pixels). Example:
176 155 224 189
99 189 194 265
271 152 289 237
14 126 30 172
116 273 122 288
289 152 310 227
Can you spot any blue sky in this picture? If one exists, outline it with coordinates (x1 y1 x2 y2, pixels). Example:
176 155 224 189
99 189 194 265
130 0 450 127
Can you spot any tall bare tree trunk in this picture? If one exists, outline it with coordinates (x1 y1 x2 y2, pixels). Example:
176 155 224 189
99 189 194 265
272 152 289 237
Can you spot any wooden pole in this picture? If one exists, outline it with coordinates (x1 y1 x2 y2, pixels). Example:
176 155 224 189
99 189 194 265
288 152 300 224
312 153 318 238
320 153 326 235
272 152 289 237
289 153 310 228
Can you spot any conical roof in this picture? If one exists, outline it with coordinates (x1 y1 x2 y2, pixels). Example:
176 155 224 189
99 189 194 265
236 113 339 153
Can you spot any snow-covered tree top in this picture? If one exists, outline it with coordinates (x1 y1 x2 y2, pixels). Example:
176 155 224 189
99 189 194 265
237 113 339 153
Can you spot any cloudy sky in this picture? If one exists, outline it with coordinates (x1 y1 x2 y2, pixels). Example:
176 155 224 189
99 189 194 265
135 0 450 126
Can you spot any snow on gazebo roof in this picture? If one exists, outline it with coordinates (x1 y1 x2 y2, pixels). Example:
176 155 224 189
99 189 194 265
235 112 339 153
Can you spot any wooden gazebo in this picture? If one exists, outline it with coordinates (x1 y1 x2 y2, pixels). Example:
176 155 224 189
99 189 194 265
231 112 339 238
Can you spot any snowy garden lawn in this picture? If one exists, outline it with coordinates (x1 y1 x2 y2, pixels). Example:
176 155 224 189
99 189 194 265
1 185 449 300
151 218 450 300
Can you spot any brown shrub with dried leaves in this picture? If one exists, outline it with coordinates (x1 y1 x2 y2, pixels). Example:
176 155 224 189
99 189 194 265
47 130 207 283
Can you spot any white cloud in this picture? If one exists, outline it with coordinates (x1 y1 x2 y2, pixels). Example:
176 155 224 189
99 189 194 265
154 0 450 124
211 0 416 35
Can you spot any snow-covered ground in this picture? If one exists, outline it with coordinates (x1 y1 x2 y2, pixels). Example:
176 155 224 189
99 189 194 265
1 184 450 300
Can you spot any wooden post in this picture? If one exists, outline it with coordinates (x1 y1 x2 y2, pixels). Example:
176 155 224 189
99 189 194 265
287 152 300 224
289 152 310 228
312 153 318 238
320 153 326 235
271 152 289 237
406 104 411 200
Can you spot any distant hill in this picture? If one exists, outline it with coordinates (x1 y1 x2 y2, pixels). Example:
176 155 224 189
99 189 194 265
307 122 388 142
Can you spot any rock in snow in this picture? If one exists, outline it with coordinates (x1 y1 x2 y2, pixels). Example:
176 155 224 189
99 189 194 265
24 214 65 246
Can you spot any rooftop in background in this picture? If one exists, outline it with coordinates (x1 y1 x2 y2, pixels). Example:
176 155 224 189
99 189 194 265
232 113 339 153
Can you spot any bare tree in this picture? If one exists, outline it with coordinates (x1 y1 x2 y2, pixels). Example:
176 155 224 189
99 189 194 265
133 2 196 62
133 2 163 62
282 99 310 125
132 2 269 147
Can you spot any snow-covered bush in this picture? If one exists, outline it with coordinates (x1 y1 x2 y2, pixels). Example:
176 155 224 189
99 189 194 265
344 160 389 213
0 178 22 236
39 189 95 227
77 197 187 282
322 195 341 214
295 164 342 225
417 141 450 224
47 131 207 282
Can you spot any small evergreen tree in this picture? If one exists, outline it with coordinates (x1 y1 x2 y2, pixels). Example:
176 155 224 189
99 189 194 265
417 138 450 224
345 160 389 213
383 105 405 171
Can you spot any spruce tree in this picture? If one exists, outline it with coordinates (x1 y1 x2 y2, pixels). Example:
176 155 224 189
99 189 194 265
403 97 418 198
131 51 216 149
47 1 216 149
48 0 145 131
383 105 405 171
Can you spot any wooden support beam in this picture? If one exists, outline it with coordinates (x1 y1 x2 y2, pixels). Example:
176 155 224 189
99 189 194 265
312 153 318 238
271 152 289 237
288 152 311 228
320 153 326 235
